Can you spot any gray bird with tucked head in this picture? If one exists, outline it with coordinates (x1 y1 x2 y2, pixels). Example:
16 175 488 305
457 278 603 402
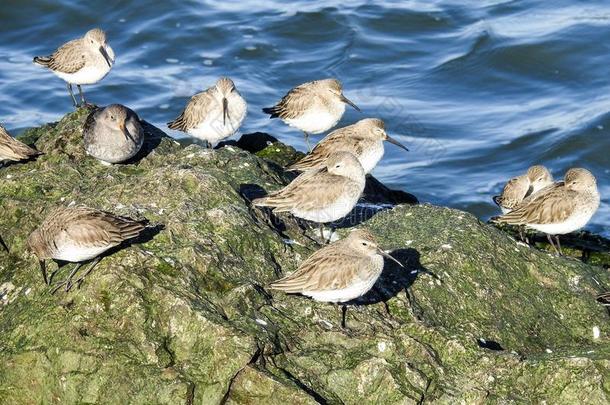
83 104 144 164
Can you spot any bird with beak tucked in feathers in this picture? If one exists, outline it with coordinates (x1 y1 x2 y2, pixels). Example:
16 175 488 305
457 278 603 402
167 77 247 148
263 78 361 151
33 28 115 107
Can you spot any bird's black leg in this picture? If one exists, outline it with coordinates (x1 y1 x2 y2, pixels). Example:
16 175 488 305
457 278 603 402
67 83 78 107
74 257 103 289
303 132 311 152
39 260 48 285
555 236 563 256
341 305 348 329
546 234 559 255
50 262 83 294
77 85 86 106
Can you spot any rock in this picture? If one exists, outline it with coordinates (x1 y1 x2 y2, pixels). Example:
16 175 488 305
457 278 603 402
0 108 608 403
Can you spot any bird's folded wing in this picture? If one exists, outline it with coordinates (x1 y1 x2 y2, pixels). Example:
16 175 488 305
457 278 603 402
498 188 576 225
47 40 87 74
270 250 364 292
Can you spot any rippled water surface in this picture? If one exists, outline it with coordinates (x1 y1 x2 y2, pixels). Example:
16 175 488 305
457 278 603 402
1 0 608 235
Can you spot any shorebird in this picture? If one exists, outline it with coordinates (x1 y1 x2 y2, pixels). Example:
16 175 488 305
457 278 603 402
0 124 42 164
494 168 600 255
27 206 146 291
493 165 554 214
252 151 366 240
167 77 247 148
269 228 402 328
33 28 115 107
83 104 144 164
262 78 360 151
288 118 408 174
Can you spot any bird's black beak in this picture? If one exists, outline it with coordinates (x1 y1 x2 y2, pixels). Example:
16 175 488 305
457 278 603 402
379 248 403 267
39 260 48 285
99 46 112 68
222 97 229 125
386 134 409 151
340 94 360 112
119 121 135 142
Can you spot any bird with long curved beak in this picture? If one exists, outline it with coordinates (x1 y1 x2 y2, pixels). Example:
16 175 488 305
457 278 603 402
288 118 409 174
99 46 113 68
267 229 403 329
119 119 135 143
339 93 361 112
33 28 115 107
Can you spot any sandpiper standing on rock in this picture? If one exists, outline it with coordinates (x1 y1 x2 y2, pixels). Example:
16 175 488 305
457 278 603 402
33 28 115 107
494 168 600 255
83 104 144 164
27 206 147 291
0 124 42 164
253 151 366 240
288 118 408 174
263 78 360 151
493 165 554 214
269 228 402 328
167 77 247 148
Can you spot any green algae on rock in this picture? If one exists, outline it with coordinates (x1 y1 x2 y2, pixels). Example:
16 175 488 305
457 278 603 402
0 108 608 404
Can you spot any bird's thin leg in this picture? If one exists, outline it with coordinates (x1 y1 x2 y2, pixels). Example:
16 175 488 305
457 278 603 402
318 223 325 242
74 257 103 289
39 260 48 285
50 262 83 294
77 85 86 106
546 234 559 255
67 83 78 107
0 235 8 253
303 132 311 152
555 236 563 256
341 305 348 329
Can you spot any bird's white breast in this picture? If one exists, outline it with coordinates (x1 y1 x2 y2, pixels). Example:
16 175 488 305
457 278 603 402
54 63 113 85
188 94 247 145
358 142 385 174
53 242 112 262
292 186 361 223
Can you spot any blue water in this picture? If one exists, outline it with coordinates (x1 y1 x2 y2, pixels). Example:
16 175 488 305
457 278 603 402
0 0 608 236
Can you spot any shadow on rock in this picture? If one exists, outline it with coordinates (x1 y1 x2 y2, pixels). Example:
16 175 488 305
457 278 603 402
220 132 280 154
126 120 168 163
351 248 436 306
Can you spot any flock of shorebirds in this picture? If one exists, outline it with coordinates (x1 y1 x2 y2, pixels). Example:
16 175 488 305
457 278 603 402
0 28 604 324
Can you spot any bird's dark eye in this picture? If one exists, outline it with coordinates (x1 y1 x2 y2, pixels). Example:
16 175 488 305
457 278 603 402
110 115 115 120
362 242 367 246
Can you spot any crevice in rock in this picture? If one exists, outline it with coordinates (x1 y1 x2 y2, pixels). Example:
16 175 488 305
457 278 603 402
219 346 262 404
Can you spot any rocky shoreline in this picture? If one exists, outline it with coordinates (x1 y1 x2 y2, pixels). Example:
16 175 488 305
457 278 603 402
0 107 608 403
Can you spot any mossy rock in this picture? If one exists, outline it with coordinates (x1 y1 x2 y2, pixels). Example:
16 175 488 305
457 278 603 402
0 108 608 404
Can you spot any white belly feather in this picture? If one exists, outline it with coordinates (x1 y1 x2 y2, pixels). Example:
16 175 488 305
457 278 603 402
54 63 112 85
